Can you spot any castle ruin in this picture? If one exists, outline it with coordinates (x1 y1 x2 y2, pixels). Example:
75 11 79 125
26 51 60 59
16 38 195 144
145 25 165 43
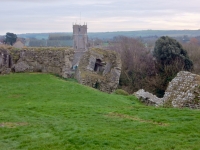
0 23 122 93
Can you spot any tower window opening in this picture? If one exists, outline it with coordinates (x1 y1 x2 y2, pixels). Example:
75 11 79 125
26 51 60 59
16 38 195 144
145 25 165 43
94 59 102 72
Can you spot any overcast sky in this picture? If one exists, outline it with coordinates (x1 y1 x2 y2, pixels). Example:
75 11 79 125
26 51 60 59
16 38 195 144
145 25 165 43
0 0 200 34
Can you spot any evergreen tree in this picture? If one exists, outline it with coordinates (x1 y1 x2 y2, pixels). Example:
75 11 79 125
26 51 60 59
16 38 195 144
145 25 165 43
153 36 193 97
153 36 193 71
5 32 17 45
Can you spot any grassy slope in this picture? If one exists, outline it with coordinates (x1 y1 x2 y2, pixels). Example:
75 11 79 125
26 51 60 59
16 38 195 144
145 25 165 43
0 73 200 150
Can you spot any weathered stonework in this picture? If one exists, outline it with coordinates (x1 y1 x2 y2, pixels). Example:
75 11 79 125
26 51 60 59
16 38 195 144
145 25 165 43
134 89 164 106
75 48 121 93
134 71 200 109
0 47 74 78
72 24 88 66
163 71 200 109
73 24 88 51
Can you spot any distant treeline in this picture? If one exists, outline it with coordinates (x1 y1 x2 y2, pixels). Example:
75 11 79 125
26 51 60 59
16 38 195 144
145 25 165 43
18 32 72 40
48 33 72 40
88 30 200 39
25 33 73 47
17 30 200 40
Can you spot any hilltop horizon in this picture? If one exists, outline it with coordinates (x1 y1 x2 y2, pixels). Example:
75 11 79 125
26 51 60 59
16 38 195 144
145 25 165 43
0 30 198 40
1 29 200 36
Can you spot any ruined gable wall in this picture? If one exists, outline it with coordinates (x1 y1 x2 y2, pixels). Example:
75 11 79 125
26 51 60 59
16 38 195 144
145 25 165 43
75 48 121 93
0 47 74 78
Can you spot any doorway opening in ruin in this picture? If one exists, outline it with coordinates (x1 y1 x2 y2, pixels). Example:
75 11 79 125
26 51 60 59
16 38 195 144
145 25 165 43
94 82 100 89
94 59 102 72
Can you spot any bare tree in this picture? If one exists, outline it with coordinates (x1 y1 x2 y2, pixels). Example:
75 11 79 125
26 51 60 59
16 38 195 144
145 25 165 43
108 36 156 93
183 42 200 74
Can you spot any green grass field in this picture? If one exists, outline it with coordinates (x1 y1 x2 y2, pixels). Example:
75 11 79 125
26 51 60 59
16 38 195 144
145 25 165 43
0 73 200 150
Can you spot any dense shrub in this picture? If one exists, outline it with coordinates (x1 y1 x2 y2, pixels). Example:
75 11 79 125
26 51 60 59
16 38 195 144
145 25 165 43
153 36 193 71
153 36 193 97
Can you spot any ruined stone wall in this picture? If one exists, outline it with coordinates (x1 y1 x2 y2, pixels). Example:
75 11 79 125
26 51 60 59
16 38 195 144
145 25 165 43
75 48 121 93
0 47 74 78
163 71 200 109
134 89 164 106
134 71 200 109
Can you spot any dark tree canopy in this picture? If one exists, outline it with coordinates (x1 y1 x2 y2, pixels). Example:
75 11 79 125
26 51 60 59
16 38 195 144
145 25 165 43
153 36 193 71
5 32 17 45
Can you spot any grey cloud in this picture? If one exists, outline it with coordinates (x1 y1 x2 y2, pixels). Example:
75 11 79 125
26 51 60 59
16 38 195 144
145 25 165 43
0 0 200 34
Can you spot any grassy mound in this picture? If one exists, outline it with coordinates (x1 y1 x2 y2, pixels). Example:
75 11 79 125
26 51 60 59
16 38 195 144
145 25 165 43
0 73 200 149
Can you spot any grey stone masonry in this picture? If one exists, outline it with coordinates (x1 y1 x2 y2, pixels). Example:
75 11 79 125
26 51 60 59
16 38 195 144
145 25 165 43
73 24 88 51
134 89 164 106
0 47 74 78
72 24 88 66
75 48 121 93
134 71 200 109
163 71 200 109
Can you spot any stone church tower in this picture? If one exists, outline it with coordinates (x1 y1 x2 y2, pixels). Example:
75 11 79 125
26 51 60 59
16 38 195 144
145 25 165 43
73 24 88 51
72 24 88 67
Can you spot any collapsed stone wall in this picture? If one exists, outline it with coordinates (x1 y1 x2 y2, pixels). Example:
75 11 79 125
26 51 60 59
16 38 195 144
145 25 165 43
134 89 164 106
134 71 200 109
0 47 74 78
164 71 200 109
75 48 121 93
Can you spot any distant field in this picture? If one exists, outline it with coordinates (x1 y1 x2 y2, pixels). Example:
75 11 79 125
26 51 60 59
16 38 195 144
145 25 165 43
0 73 200 150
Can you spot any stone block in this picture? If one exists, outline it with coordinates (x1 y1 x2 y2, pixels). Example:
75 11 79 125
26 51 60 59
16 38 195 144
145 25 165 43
14 61 30 72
